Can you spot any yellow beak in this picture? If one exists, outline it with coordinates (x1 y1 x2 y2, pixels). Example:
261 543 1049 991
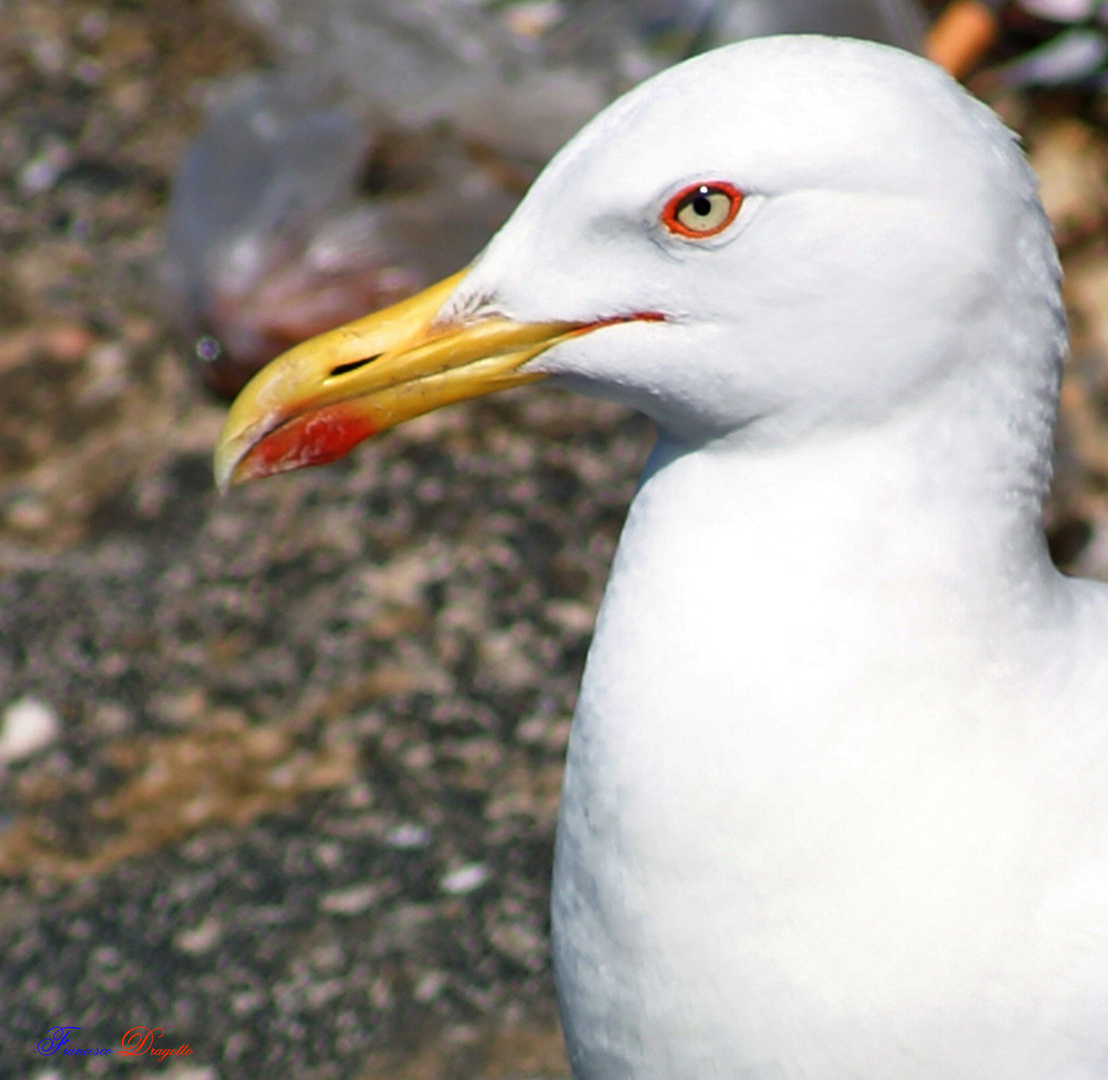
213 270 583 491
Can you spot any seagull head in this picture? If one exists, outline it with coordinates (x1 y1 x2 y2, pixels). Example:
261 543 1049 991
215 35 1065 490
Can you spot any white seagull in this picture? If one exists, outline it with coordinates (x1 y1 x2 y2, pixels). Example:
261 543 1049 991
215 36 1108 1080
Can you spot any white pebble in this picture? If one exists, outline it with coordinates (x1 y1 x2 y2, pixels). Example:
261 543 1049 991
0 696 60 763
441 862 491 895
320 883 380 915
413 970 447 1003
384 822 431 849
174 916 222 955
159 1067 217 1080
18 139 71 195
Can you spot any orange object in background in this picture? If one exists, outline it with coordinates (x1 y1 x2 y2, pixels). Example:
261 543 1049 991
926 0 1001 77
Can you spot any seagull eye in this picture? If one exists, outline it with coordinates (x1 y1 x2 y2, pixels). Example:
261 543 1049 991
662 182 743 238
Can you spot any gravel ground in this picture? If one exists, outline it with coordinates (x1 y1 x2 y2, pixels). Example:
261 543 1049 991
6 3 1108 1079
1 2 620 1076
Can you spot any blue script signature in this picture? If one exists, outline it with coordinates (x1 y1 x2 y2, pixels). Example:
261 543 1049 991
37 1026 112 1056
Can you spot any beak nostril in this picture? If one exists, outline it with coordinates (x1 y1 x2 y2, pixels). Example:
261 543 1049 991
330 354 383 378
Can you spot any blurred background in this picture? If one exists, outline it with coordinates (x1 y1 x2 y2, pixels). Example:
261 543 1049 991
5 1 1108 1077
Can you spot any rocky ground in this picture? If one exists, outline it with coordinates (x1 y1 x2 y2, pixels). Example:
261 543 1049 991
5 3 1108 1080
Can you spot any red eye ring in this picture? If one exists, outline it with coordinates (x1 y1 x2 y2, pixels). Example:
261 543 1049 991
661 181 744 239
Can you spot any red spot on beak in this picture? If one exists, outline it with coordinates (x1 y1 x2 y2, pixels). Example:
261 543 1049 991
237 403 379 483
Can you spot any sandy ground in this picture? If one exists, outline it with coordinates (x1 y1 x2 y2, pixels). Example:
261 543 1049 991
5 3 1108 1079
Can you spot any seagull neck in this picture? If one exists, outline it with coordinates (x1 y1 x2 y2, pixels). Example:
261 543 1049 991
565 411 1064 813
623 406 1058 632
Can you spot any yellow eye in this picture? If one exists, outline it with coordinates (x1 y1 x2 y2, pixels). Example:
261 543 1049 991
661 182 743 238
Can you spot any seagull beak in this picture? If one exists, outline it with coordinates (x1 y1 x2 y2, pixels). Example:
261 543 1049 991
213 270 580 491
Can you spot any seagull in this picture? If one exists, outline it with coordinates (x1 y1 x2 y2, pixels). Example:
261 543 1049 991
214 35 1108 1080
